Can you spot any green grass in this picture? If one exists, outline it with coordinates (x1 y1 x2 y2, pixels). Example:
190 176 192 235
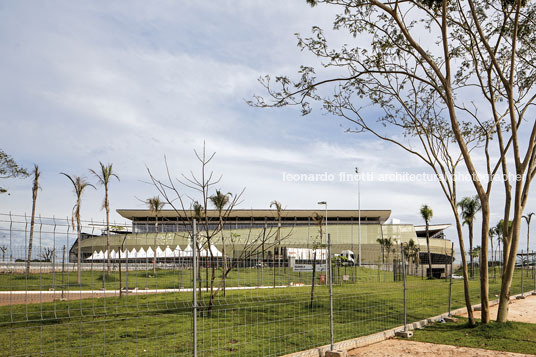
0 267 533 356
411 317 536 355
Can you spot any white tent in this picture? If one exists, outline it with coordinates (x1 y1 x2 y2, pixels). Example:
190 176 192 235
183 244 193 257
173 245 182 257
207 244 222 257
109 249 117 260
146 247 155 258
137 247 147 259
163 246 174 258
94 250 104 260
88 251 98 260
129 248 137 259
156 246 165 258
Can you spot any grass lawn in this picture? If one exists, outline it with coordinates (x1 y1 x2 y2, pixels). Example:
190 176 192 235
0 267 533 356
411 317 536 355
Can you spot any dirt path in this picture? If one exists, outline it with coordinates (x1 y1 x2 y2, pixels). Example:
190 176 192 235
459 294 536 323
348 339 531 356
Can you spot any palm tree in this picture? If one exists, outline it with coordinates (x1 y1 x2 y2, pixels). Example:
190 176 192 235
523 213 534 277
384 237 393 263
61 173 95 284
376 238 386 264
146 196 165 274
270 200 283 282
458 196 481 279
209 190 231 295
420 204 434 279
488 227 496 264
26 165 40 276
0 245 7 262
90 162 119 274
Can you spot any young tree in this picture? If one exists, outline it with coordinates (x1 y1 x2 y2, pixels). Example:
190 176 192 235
0 245 7 262
420 205 434 279
209 190 232 295
146 196 165 274
40 248 55 262
90 162 119 274
458 196 481 278
0 149 28 194
384 237 393 263
61 173 95 284
26 165 40 276
252 0 536 324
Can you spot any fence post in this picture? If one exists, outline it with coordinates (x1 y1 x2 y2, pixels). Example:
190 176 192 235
448 242 454 316
401 243 407 332
521 250 524 297
192 219 197 357
327 233 334 351
61 246 65 300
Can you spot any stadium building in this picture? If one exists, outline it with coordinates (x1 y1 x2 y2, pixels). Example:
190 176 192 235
72 208 453 277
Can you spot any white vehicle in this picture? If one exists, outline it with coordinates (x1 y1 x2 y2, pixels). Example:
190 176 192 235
335 250 355 266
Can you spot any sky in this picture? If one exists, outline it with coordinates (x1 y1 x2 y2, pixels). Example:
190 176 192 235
0 1 534 257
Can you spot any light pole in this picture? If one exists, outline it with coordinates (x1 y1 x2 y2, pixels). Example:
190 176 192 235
355 167 362 266
317 201 328 246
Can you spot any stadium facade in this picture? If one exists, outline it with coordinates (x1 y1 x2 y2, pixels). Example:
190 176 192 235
72 208 453 276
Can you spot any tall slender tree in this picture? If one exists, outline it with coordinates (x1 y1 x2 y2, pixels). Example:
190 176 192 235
458 196 481 278
384 237 393 263
61 173 95 284
420 205 433 279
146 196 165 274
522 213 534 277
26 165 40 276
90 162 119 274
209 190 231 295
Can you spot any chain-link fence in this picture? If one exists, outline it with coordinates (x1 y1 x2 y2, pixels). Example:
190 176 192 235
0 213 532 356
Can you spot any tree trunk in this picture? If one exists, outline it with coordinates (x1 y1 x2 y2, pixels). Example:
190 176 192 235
309 250 317 309
77 217 81 285
26 181 39 276
454 211 475 325
221 217 226 297
497 206 523 322
479 200 490 323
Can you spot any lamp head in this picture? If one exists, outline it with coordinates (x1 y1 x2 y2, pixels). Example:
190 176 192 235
317 201 327 205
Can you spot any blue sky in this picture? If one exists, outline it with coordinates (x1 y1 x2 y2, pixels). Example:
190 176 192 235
0 1 534 255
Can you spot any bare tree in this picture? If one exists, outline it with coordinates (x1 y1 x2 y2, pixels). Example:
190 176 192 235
270 200 283 286
209 190 232 295
61 173 95 284
0 245 7 262
90 162 119 274
26 165 40 276
0 149 28 194
40 248 55 262
309 213 324 309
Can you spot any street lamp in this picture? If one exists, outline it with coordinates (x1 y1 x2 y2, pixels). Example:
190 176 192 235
317 201 327 245
355 167 362 266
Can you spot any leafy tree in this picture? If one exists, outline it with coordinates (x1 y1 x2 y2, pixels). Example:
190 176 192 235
252 0 536 324
0 149 28 194
146 196 165 274
458 196 481 278
384 237 393 263
376 238 387 264
90 162 119 274
26 165 40 276
61 173 95 284
420 205 434 279
209 190 232 295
